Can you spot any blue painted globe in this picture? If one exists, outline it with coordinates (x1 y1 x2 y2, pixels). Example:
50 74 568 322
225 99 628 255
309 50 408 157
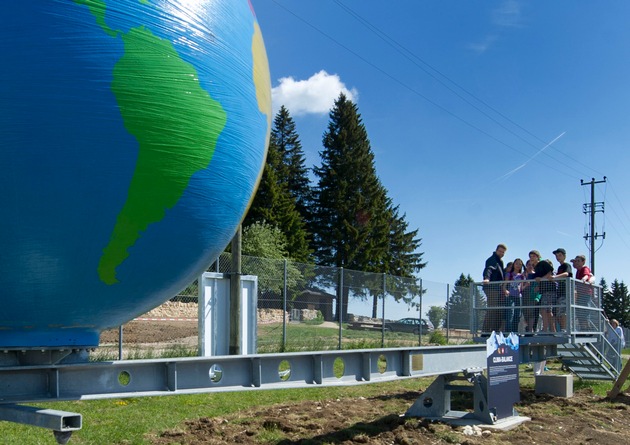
0 1 271 348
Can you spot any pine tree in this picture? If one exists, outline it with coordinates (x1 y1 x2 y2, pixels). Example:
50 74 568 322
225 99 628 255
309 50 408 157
599 277 608 293
383 202 426 276
272 106 313 221
312 94 424 318
313 94 390 270
603 279 630 327
445 273 485 329
243 133 311 262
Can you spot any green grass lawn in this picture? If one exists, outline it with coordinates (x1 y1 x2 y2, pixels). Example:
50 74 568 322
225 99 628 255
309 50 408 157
3 361 625 445
257 322 435 352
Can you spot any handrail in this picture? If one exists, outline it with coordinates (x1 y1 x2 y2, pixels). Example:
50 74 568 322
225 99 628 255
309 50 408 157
471 278 621 375
598 314 623 372
472 277 602 336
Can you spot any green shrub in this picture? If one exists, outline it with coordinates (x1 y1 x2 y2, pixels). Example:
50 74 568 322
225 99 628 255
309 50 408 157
303 310 325 325
429 330 447 345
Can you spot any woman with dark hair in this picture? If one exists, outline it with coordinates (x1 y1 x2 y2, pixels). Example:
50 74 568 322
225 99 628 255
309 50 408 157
535 259 558 333
521 256 540 333
504 258 525 333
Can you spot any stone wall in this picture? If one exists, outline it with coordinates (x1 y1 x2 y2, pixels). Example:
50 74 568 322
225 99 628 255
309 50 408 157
140 303 319 325
141 301 198 319
257 308 287 324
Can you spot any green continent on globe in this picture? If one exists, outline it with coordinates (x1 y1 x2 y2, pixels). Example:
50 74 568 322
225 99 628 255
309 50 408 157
75 0 228 284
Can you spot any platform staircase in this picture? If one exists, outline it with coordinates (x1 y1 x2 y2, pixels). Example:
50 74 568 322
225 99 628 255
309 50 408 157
556 315 623 381
558 338 619 380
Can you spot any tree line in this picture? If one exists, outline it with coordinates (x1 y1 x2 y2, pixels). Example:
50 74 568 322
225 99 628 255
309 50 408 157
240 94 426 280
600 278 630 328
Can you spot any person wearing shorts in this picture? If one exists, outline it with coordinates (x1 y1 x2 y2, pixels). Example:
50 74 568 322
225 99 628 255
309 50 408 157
535 259 557 333
521 252 541 333
552 248 573 332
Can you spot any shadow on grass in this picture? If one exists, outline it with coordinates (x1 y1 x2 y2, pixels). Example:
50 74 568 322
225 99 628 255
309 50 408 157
275 413 406 445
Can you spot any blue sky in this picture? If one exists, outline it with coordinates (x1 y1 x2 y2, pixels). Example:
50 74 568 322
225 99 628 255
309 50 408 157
251 0 630 291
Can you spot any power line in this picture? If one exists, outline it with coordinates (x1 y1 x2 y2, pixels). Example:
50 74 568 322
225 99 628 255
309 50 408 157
600 181 630 253
269 0 622 207
605 180 630 234
331 0 598 179
268 0 586 180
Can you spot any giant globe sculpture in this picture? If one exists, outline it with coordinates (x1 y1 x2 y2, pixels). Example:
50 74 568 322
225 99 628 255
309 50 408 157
0 1 271 348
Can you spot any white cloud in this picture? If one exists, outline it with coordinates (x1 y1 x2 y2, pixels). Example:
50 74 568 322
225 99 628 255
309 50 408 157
271 70 358 116
468 1 524 54
492 0 523 28
467 35 498 54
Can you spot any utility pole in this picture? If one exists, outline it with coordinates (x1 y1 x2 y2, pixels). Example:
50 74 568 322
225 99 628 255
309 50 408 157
580 177 606 274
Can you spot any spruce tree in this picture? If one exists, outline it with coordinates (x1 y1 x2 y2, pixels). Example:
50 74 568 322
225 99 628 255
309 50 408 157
312 93 389 270
603 279 630 327
383 202 426 276
272 105 313 221
244 132 311 262
445 273 485 329
312 94 424 318
313 94 424 272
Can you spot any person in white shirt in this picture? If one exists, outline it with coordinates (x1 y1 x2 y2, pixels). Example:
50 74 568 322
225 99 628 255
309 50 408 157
608 319 625 351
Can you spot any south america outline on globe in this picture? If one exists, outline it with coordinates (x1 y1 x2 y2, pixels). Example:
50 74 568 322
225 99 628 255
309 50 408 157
74 0 229 285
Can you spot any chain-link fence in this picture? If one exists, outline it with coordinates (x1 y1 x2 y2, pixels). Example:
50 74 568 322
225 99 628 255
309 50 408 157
98 254 474 359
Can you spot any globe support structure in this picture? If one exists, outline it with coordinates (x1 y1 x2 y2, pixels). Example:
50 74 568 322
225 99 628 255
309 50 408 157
0 345 487 442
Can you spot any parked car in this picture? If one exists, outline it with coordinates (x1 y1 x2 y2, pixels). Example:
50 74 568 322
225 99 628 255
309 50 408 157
384 317 434 334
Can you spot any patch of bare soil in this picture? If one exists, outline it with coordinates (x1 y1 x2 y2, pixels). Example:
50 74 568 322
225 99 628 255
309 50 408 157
150 387 630 445
100 320 197 344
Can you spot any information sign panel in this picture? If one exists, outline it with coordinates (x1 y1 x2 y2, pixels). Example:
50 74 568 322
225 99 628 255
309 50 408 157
486 332 520 419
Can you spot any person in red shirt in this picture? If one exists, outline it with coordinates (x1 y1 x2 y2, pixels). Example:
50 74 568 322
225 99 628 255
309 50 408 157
571 254 595 331
571 255 594 283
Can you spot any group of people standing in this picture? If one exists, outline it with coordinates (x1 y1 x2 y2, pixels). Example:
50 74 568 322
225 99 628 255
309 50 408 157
481 243 594 335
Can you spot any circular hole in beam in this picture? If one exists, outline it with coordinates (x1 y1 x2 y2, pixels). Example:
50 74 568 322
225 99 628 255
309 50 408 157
378 354 387 374
333 357 345 378
209 364 223 384
118 370 131 386
278 360 291 381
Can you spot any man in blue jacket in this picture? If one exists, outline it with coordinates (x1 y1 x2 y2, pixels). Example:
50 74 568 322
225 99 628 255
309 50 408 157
481 243 508 333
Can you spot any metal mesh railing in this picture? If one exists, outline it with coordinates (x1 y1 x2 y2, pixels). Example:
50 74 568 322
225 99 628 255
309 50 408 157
472 278 603 336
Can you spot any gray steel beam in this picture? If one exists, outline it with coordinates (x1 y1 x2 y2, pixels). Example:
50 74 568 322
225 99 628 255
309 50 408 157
0 345 486 405
0 404 82 431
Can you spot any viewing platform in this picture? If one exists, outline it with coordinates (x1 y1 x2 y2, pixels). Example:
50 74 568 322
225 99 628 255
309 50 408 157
471 278 622 380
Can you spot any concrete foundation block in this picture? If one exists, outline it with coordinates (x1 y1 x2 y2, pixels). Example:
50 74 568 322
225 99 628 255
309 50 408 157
535 374 573 398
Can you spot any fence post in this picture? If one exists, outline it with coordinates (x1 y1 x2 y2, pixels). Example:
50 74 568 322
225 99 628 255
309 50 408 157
567 278 573 334
446 283 450 343
282 259 288 351
470 282 476 334
118 325 123 360
418 278 423 346
338 267 344 350
381 273 386 348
